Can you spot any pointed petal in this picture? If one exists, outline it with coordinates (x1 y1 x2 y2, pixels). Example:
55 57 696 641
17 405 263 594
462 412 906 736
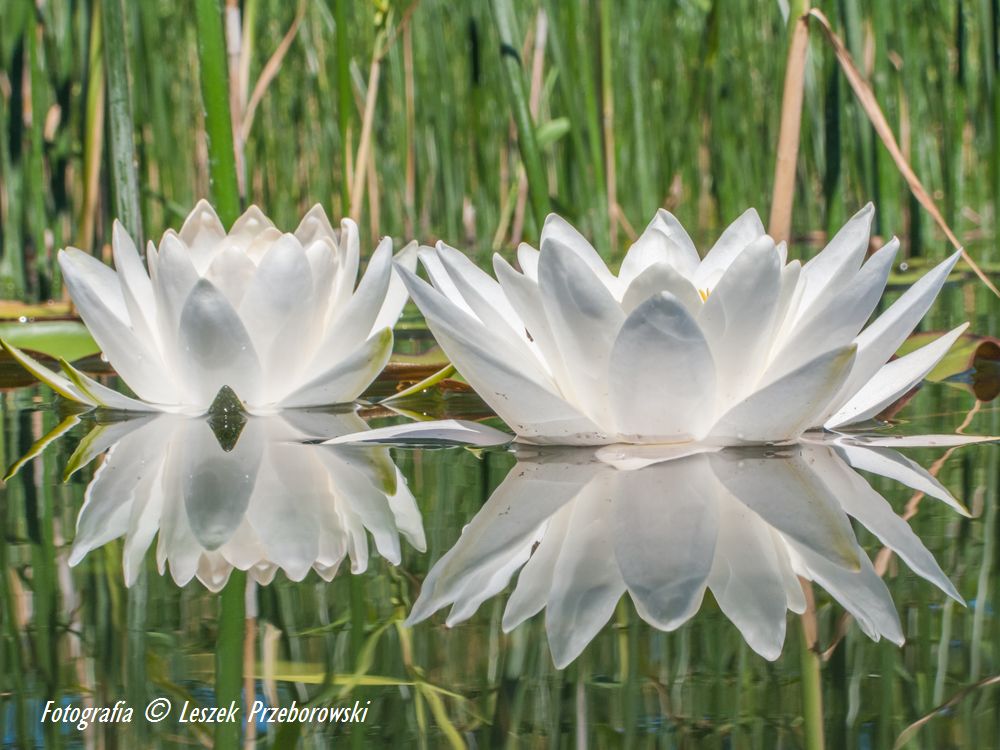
694 208 765 287
176 278 263 408
836 443 969 515
620 261 702 314
294 203 337 245
709 449 862 570
609 292 715 440
279 328 392 407
805 445 962 602
619 209 700 286
768 238 897 379
400 266 607 443
371 241 418 334
60 248 178 404
827 324 969 428
178 199 227 272
697 237 782 407
709 345 857 443
540 214 619 292
546 486 625 668
538 240 625 425
832 251 962 410
321 419 513 447
797 203 875 312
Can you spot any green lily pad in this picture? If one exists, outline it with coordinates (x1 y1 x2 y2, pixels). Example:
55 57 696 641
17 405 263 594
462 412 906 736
0 321 99 362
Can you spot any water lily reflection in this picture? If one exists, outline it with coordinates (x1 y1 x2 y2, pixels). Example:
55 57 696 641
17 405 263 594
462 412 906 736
67 411 425 591
408 440 967 667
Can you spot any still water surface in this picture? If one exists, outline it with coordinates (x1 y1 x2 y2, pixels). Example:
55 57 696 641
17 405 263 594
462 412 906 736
1 282 998 749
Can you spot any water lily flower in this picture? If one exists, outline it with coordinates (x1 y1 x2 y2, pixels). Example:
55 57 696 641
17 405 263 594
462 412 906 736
397 205 967 445
407 440 969 666
1 201 415 414
65 411 426 591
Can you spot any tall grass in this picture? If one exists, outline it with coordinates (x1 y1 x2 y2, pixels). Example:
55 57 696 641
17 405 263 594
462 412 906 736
0 0 997 301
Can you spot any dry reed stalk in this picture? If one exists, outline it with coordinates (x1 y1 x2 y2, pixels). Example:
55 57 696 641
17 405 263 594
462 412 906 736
810 9 1000 297
768 0 811 244
511 9 547 246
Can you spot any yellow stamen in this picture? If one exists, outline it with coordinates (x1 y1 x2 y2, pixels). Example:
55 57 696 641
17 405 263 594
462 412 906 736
698 288 710 302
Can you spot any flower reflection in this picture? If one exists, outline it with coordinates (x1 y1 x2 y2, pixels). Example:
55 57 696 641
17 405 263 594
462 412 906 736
407 440 968 667
66 411 425 591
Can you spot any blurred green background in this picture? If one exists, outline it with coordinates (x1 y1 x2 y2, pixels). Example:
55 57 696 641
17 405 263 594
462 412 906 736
1 0 998 303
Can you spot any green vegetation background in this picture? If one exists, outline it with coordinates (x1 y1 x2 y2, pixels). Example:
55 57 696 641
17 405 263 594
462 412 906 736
1 0 996 303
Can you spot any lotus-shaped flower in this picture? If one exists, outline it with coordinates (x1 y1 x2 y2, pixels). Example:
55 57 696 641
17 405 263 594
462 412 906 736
2 201 414 414
408 438 973 666
398 205 966 445
63 411 426 591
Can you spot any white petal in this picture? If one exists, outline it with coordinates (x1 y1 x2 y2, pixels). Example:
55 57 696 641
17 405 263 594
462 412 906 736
620 261 702 315
176 278 263 408
204 244 257 307
400 267 607 444
826 324 968 428
708 493 789 660
836 443 968 514
693 208 765 287
609 292 716 440
709 448 861 570
805 445 961 601
436 243 531 343
797 203 875 313
546 483 625 668
294 203 337 245
112 222 159 349
768 238 897 379
371 242 418 334
333 218 361 313
708 345 856 443
279 328 392 407
178 199 227 272
613 456 718 630
321 419 512 447
540 214 619 293
619 209 700 286
493 255 565 382
59 248 178 404
538 241 625 426
792 541 903 644
406 458 590 625
697 237 782 407
502 507 572 631
305 238 394 379
831 251 962 410
516 243 540 280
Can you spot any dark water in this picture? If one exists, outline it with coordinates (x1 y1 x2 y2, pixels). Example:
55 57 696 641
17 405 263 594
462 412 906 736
1 283 998 749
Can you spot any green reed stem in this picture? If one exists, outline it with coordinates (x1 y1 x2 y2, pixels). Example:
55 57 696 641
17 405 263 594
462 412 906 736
335 0 352 216
101 0 144 247
492 0 551 231
799 616 826 750
194 0 241 227
215 571 246 750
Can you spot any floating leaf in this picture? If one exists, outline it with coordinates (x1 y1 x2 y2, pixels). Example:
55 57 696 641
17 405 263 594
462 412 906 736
0 321 99 362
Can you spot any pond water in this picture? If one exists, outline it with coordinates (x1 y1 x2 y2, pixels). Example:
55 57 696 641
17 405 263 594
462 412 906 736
0 279 998 749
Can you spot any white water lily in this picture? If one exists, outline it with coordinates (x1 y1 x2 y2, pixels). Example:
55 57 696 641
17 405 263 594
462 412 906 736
398 205 967 445
2 201 415 414
407 440 968 667
65 411 426 592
